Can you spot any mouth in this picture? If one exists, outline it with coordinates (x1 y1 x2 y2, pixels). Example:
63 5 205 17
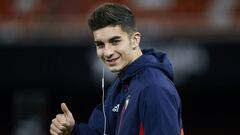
105 57 120 65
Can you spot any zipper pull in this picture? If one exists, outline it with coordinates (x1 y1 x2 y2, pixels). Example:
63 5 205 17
124 95 131 110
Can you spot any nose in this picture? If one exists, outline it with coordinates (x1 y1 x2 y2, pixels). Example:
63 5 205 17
103 44 114 58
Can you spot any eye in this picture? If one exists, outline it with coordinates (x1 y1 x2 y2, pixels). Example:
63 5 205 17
111 40 121 45
95 43 104 49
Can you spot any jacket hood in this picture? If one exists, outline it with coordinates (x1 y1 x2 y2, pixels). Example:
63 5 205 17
118 48 174 82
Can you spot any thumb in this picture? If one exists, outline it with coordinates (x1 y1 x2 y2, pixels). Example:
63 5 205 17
61 103 75 129
61 103 72 116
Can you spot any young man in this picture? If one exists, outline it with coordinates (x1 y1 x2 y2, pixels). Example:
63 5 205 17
50 3 184 135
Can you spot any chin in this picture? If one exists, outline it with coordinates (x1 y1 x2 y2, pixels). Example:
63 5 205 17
108 66 122 73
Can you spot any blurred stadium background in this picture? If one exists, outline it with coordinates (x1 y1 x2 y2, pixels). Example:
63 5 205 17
0 0 240 135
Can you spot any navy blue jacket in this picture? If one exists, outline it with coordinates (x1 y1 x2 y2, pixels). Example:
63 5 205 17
72 49 183 135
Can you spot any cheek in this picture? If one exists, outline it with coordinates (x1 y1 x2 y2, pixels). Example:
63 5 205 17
96 49 102 58
124 45 134 61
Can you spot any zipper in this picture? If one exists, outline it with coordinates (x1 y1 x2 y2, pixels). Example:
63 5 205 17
116 94 131 135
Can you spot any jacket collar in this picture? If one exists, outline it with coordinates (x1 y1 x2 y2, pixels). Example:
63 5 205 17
118 49 155 82
117 48 174 83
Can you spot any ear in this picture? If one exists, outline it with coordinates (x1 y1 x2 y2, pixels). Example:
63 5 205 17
131 32 141 49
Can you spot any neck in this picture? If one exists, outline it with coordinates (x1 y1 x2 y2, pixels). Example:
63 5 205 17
131 48 143 63
117 48 143 74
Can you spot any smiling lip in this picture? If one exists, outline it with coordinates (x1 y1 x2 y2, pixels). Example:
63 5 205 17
106 57 120 65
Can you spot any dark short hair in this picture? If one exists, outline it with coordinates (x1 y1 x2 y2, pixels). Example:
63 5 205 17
88 3 137 35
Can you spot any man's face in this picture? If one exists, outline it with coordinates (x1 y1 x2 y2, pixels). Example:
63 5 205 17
93 25 137 73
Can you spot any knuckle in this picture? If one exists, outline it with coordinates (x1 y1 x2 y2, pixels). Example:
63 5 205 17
50 123 54 128
56 114 61 118
50 129 55 135
51 119 56 123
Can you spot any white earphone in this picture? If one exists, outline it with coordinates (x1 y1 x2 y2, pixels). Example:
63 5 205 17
102 67 107 135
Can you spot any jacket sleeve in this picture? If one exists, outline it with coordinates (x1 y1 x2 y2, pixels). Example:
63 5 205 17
71 105 104 135
139 84 182 135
